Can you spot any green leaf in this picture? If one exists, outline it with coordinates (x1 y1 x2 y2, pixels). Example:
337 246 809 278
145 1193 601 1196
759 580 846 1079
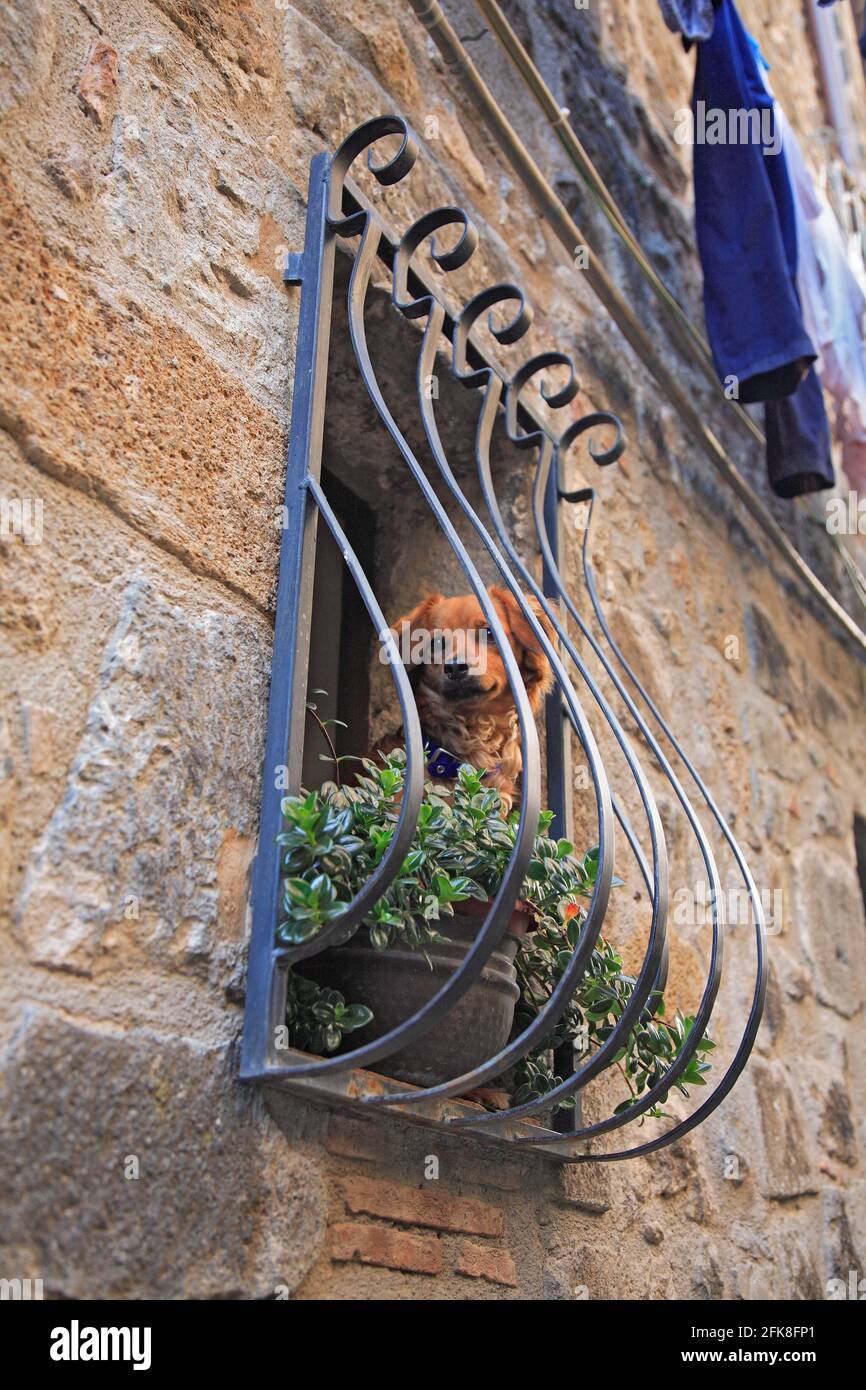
341 1004 374 1030
276 918 320 945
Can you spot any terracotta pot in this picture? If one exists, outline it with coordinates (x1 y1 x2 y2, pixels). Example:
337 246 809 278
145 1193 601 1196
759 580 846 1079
301 900 532 1088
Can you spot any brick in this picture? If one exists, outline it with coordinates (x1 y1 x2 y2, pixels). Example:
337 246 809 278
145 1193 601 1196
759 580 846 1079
455 1241 517 1288
341 1175 503 1238
329 1223 442 1276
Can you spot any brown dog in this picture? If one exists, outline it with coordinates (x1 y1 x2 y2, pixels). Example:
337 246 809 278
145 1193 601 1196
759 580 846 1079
379 586 556 810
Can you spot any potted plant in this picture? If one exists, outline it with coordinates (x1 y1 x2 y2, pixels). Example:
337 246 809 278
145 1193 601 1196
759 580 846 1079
278 754 714 1114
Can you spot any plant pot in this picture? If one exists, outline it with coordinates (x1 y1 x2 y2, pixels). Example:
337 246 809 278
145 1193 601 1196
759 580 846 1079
300 899 532 1088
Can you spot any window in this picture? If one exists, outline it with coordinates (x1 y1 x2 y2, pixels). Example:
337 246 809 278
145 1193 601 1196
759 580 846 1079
240 116 766 1163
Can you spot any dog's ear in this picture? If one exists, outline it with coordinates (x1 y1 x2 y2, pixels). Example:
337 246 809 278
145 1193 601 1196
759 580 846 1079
390 593 443 670
489 586 556 707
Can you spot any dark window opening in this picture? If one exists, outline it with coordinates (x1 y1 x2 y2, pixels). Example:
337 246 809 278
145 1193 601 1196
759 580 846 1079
302 470 374 790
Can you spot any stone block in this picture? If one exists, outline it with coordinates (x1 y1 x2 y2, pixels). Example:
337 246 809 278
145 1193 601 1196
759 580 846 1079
0 1011 326 1298
0 158 287 608
557 1161 612 1214
748 1058 818 1201
792 846 866 1018
1 446 246 979
10 531 269 981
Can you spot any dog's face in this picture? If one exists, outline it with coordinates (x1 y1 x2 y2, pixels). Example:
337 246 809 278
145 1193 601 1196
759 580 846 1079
390 586 556 714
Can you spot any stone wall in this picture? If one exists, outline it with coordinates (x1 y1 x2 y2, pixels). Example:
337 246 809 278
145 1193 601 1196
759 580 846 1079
1 0 865 1300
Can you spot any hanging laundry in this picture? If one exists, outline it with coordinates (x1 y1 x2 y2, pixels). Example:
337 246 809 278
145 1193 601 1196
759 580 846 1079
691 0 816 405
737 28 836 496
658 1 718 44
764 366 834 497
776 105 866 491
685 1 834 497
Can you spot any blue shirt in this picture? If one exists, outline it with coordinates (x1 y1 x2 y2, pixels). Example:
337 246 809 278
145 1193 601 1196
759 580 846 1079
692 0 816 402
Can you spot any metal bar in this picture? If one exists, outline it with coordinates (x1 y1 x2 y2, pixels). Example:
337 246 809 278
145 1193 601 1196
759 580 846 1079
260 128 555 1087
543 447 579 1133
452 418 724 1137
543 461 572 845
404 0 866 658
473 437 722 1134
241 154 336 1079
336 207 555 1090
326 189 695 1139
497 478 767 1154
250 120 536 1082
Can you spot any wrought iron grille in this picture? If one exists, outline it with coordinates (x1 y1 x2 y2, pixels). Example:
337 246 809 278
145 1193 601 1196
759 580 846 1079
240 115 767 1163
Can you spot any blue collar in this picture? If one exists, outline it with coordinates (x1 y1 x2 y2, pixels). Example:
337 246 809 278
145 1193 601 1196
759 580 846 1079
422 734 464 780
422 733 501 782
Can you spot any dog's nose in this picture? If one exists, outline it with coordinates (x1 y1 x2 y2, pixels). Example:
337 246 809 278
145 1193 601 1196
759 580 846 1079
444 661 469 679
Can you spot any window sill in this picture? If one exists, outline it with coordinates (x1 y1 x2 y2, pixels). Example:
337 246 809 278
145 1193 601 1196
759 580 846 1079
254 1049 582 1162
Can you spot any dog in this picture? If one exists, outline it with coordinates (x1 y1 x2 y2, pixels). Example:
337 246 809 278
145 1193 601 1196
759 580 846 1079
378 586 556 810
